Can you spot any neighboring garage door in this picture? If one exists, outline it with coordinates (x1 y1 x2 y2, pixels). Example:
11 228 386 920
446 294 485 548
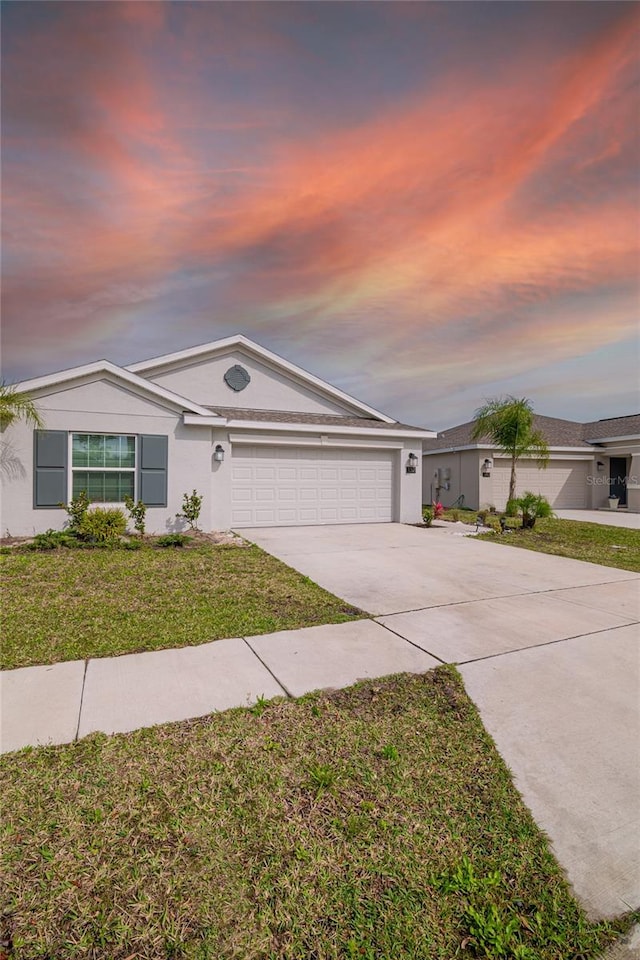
492 460 589 509
231 446 395 526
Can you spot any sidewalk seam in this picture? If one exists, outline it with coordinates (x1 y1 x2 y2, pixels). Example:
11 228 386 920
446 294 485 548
74 660 89 741
374 620 447 665
457 621 637 667
373 577 639 618
242 638 292 699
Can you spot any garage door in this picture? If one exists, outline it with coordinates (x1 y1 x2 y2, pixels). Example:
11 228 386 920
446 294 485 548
231 446 395 526
492 460 588 510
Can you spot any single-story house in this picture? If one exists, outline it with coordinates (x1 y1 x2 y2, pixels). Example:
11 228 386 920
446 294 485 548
422 414 640 513
1 335 434 536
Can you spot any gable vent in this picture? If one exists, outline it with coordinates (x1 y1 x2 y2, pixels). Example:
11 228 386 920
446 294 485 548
224 364 251 392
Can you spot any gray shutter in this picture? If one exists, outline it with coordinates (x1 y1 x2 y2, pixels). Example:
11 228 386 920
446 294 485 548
138 435 168 506
34 431 67 508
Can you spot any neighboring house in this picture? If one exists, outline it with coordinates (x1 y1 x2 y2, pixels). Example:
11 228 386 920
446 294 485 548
1 335 434 536
422 414 640 513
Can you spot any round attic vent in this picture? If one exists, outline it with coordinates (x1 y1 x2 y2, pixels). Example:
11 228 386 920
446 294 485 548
224 364 251 392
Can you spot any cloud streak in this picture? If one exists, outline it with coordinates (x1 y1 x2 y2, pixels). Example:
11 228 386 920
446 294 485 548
1 1 638 424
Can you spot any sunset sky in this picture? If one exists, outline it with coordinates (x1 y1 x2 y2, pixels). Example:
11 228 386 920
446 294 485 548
2 1 638 428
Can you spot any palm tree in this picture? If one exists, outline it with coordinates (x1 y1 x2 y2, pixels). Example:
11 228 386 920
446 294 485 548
471 396 549 504
0 383 43 429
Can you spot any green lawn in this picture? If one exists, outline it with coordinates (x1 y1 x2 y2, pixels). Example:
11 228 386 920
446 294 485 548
476 518 640 572
429 509 640 573
1 668 634 959
0 544 362 671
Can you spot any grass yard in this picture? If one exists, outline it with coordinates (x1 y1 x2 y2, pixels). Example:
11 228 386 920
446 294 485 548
429 508 640 572
0 544 362 671
1 668 634 959
476 517 640 572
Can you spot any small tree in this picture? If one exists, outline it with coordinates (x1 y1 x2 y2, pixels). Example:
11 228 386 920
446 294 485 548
471 396 549 504
176 489 203 531
514 492 554 529
124 496 147 537
0 383 43 429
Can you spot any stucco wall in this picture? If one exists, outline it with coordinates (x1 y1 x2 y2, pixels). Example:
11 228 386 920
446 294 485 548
146 350 357 415
1 376 423 535
421 450 480 509
0 378 213 537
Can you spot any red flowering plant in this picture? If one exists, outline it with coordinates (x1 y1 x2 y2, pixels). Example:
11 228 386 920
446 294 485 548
432 501 444 518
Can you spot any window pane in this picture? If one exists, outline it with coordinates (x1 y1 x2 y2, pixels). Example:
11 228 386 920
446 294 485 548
73 470 134 503
72 472 89 499
88 435 105 468
120 436 136 468
87 472 105 501
120 472 135 500
104 436 121 467
72 435 89 467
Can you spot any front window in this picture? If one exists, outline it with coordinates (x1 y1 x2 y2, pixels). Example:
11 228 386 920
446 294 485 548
71 434 135 503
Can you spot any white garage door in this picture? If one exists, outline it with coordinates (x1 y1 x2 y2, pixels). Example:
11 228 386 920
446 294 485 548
231 446 395 527
492 460 589 509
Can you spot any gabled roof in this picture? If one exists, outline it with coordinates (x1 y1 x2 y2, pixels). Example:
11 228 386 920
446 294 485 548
206 406 428 432
423 412 640 453
13 360 218 419
127 334 395 423
582 414 640 442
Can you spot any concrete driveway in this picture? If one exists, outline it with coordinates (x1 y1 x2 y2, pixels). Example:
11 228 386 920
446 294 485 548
242 522 640 919
555 509 640 529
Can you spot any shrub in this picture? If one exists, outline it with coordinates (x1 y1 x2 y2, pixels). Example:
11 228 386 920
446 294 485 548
449 509 460 522
124 496 147 536
477 510 488 524
156 533 192 548
123 539 142 551
432 500 444 518
505 498 519 517
79 508 127 543
176 490 203 531
423 506 434 527
28 529 78 551
61 490 90 531
514 492 554 530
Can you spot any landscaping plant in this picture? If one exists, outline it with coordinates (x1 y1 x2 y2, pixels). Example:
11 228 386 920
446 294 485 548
124 495 147 536
79 507 127 543
176 489 203 531
472 396 549 503
62 489 90 531
514 492 554 529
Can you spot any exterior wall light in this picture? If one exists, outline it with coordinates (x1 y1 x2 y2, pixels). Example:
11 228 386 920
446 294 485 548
406 453 418 474
481 458 492 476
596 460 605 472
213 444 225 463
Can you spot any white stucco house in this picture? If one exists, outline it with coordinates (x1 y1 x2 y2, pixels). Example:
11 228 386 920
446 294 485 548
1 335 434 537
422 413 640 513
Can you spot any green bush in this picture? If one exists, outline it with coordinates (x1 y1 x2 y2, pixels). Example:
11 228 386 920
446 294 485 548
449 509 460 522
123 539 142 551
477 510 488 524
176 490 203 531
423 506 434 527
79 508 127 543
61 490 90 531
156 533 192 548
505 499 519 517
29 529 78 550
514 492 554 530
124 496 147 536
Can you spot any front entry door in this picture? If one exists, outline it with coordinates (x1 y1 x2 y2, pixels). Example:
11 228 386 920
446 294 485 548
609 457 627 505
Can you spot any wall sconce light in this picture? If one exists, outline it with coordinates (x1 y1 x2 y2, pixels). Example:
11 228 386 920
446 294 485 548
406 453 418 474
213 444 225 463
481 458 492 476
596 460 605 472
